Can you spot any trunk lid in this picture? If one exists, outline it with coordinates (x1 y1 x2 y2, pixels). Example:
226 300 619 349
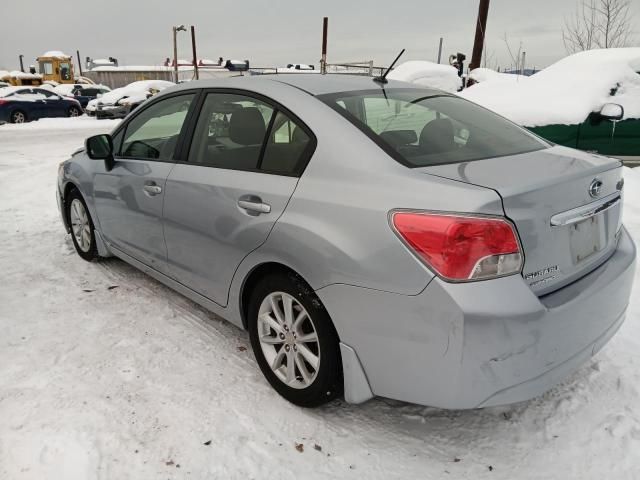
419 146 624 295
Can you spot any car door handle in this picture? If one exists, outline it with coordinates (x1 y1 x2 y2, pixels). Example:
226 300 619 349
143 183 163 196
238 198 271 214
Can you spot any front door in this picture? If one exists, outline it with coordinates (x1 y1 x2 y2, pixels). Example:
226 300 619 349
93 93 196 272
162 91 315 306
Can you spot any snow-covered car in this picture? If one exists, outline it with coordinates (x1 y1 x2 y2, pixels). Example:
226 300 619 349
461 48 640 163
0 86 82 123
86 80 174 119
57 74 635 409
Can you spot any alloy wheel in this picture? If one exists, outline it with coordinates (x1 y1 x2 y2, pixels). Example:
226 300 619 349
70 198 91 252
257 291 321 389
12 111 25 123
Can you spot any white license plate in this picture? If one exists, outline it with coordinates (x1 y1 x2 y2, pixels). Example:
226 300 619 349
570 215 604 264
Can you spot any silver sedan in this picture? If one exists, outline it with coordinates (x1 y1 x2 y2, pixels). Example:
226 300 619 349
57 74 636 408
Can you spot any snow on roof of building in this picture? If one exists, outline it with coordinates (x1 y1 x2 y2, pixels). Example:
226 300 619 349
387 61 461 93
460 48 640 126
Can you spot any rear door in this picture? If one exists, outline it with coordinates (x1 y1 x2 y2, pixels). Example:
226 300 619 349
37 89 67 117
93 92 197 273
163 91 315 306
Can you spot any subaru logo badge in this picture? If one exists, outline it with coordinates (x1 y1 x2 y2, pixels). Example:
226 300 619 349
589 178 603 198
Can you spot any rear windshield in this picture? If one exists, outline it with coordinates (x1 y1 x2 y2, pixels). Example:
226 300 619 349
318 89 548 167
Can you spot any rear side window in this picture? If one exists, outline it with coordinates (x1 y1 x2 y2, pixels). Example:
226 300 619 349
188 92 313 176
319 89 548 167
120 93 195 161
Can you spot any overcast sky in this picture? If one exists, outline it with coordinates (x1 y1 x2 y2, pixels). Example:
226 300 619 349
1 0 638 72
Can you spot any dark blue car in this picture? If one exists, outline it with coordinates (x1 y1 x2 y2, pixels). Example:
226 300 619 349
0 87 83 124
72 85 111 109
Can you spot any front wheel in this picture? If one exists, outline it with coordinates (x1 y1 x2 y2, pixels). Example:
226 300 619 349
66 189 99 261
248 273 343 407
68 106 82 117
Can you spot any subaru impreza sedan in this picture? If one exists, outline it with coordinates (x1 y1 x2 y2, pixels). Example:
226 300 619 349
56 74 636 409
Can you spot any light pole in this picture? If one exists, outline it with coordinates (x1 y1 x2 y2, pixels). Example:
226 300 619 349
172 24 187 83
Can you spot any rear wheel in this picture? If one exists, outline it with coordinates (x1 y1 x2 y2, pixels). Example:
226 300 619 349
248 272 342 407
66 189 99 261
10 110 26 123
68 106 82 117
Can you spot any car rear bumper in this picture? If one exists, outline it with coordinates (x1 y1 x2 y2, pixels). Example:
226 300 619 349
317 227 636 409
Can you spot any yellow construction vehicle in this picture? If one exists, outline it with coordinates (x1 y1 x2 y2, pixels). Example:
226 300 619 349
36 51 75 84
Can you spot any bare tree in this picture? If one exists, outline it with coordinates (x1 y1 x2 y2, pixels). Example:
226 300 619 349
563 0 634 53
502 33 524 72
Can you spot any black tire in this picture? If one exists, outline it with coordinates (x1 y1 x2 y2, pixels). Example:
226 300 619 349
68 106 82 117
248 272 343 407
66 189 99 261
10 110 26 124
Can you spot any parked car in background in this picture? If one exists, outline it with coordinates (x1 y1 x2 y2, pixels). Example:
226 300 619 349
57 75 634 409
0 86 82 123
73 85 111 109
460 48 640 165
86 80 174 119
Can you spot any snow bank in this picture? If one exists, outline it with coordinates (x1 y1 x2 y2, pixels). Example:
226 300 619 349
387 61 461 92
460 48 640 126
0 116 120 131
468 68 526 84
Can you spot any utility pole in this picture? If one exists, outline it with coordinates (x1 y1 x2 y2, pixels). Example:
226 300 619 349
521 51 526 75
76 50 83 76
18 54 24 73
321 17 328 74
172 25 186 83
437 37 443 64
191 25 199 80
469 0 490 71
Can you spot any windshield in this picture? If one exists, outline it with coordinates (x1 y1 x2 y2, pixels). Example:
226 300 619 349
318 89 549 167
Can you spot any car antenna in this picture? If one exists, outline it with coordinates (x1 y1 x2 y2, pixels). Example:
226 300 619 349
373 48 405 85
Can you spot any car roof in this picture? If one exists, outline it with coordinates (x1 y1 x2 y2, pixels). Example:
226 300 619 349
0 86 33 97
169 73 441 97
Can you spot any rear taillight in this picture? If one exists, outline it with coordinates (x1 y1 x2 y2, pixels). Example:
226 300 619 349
0 99 8 105
391 211 522 281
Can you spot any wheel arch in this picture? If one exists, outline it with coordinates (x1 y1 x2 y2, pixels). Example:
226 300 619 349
239 262 326 332
61 181 80 230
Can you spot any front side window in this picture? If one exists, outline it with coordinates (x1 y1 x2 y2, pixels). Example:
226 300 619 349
120 93 195 161
39 62 53 75
188 92 313 175
319 89 549 167
59 62 71 81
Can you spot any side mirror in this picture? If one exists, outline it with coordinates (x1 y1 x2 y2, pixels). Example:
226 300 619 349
86 134 113 160
599 103 624 121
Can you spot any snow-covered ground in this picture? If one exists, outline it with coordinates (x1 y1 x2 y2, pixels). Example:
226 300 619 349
1 117 640 479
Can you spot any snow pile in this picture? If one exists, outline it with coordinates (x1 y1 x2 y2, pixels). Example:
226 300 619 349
0 116 120 131
460 48 640 126
86 80 174 110
387 61 461 92
468 68 526 84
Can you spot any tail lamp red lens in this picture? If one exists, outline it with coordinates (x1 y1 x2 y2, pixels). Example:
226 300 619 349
391 212 522 281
